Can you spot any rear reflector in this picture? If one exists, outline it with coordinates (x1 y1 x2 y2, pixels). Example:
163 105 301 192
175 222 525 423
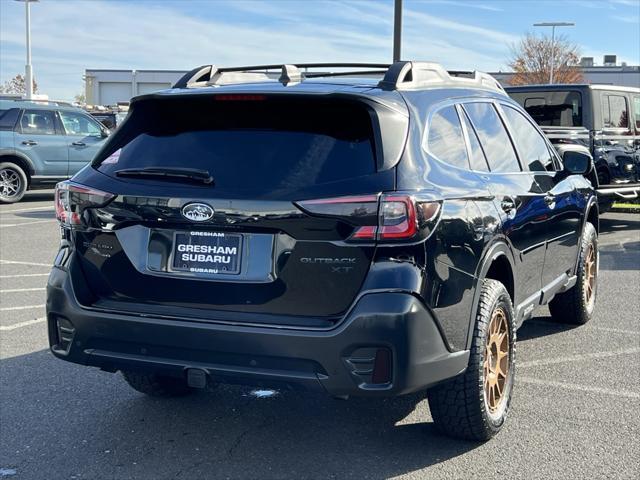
371 348 392 384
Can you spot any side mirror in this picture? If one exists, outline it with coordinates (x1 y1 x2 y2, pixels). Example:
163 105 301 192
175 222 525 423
563 150 592 175
101 128 110 138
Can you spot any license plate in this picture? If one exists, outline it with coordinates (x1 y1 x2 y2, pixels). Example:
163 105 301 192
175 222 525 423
172 231 242 275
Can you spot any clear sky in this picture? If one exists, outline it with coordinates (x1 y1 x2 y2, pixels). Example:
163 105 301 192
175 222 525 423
1 0 638 100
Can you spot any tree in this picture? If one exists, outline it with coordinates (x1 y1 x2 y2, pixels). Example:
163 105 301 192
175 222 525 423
0 74 38 95
74 92 86 104
508 33 583 85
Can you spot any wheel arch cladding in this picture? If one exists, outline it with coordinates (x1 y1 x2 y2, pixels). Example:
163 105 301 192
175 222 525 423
466 243 516 350
0 153 35 180
586 201 599 234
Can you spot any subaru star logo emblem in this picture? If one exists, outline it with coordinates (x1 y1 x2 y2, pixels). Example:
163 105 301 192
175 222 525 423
182 203 214 222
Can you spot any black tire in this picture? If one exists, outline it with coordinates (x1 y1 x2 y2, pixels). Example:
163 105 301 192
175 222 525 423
548 222 598 325
0 162 28 204
427 279 516 441
122 370 193 397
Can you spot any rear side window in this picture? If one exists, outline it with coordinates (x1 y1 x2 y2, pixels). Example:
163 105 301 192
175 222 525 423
60 111 102 136
634 96 640 130
602 94 629 129
96 97 376 196
510 90 582 127
0 108 20 130
463 102 521 173
427 105 468 169
20 109 56 135
501 106 554 172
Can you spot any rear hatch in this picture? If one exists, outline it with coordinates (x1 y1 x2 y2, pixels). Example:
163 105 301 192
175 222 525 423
65 92 407 327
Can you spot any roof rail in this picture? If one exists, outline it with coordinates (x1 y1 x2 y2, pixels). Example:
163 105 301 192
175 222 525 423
379 61 504 93
172 63 392 88
171 61 504 93
0 97 75 107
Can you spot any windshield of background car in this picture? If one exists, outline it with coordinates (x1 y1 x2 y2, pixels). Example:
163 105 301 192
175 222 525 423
509 90 583 127
94 96 377 196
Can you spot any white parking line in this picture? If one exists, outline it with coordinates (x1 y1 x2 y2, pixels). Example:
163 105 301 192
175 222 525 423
519 347 640 368
0 304 44 312
0 219 56 228
0 273 49 278
0 206 54 214
0 288 45 293
0 260 51 267
0 318 45 331
519 376 640 399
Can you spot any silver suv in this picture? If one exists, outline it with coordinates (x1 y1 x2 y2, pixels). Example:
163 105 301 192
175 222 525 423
0 99 109 203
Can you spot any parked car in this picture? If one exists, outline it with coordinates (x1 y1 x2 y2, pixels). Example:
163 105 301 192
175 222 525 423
47 62 599 441
88 108 128 131
0 99 110 203
506 84 640 210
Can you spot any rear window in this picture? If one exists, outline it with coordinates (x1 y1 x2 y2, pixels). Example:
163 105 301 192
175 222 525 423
509 90 582 127
0 108 21 131
96 96 376 195
601 94 629 129
463 102 521 173
427 105 468 169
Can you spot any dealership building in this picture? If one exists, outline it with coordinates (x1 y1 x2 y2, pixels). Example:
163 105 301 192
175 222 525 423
85 58 639 106
84 69 186 105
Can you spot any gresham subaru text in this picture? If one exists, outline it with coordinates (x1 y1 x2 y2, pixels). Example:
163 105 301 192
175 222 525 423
46 62 599 441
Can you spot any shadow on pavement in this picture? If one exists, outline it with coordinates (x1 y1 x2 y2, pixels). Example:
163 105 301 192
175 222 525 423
16 191 55 203
0 350 481 479
599 213 640 234
516 316 580 342
12 209 55 219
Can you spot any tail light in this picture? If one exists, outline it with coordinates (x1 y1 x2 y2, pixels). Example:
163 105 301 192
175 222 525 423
55 181 115 228
296 194 441 242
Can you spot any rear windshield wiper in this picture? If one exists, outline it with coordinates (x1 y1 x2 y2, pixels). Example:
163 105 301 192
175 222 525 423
115 167 214 185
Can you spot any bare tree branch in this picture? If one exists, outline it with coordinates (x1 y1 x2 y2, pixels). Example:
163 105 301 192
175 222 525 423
0 74 38 95
508 33 583 85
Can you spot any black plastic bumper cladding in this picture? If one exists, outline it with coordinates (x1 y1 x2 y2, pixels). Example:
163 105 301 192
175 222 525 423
47 265 469 397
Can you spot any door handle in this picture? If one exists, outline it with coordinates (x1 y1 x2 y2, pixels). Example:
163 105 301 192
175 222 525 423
71 141 86 147
544 194 556 207
501 197 516 214
21 140 37 146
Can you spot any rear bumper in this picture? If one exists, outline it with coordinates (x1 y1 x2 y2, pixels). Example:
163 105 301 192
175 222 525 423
46 266 469 397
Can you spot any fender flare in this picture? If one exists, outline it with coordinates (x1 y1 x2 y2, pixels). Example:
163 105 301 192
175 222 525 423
0 150 36 177
464 240 517 350
574 196 599 274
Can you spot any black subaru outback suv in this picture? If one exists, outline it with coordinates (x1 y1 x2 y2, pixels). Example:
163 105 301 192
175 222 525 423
47 62 599 441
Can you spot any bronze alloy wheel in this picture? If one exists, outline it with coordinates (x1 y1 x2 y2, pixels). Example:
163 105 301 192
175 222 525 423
483 307 510 413
583 243 597 307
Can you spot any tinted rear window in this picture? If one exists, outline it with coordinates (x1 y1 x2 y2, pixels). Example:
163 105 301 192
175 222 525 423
427 105 468 169
96 96 376 195
463 102 521 173
0 108 21 130
509 90 582 127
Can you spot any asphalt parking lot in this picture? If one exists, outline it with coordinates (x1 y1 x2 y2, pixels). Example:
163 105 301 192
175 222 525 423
0 190 638 480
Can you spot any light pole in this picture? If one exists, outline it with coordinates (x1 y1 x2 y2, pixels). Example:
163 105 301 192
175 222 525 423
533 22 575 84
393 0 402 62
14 0 39 100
